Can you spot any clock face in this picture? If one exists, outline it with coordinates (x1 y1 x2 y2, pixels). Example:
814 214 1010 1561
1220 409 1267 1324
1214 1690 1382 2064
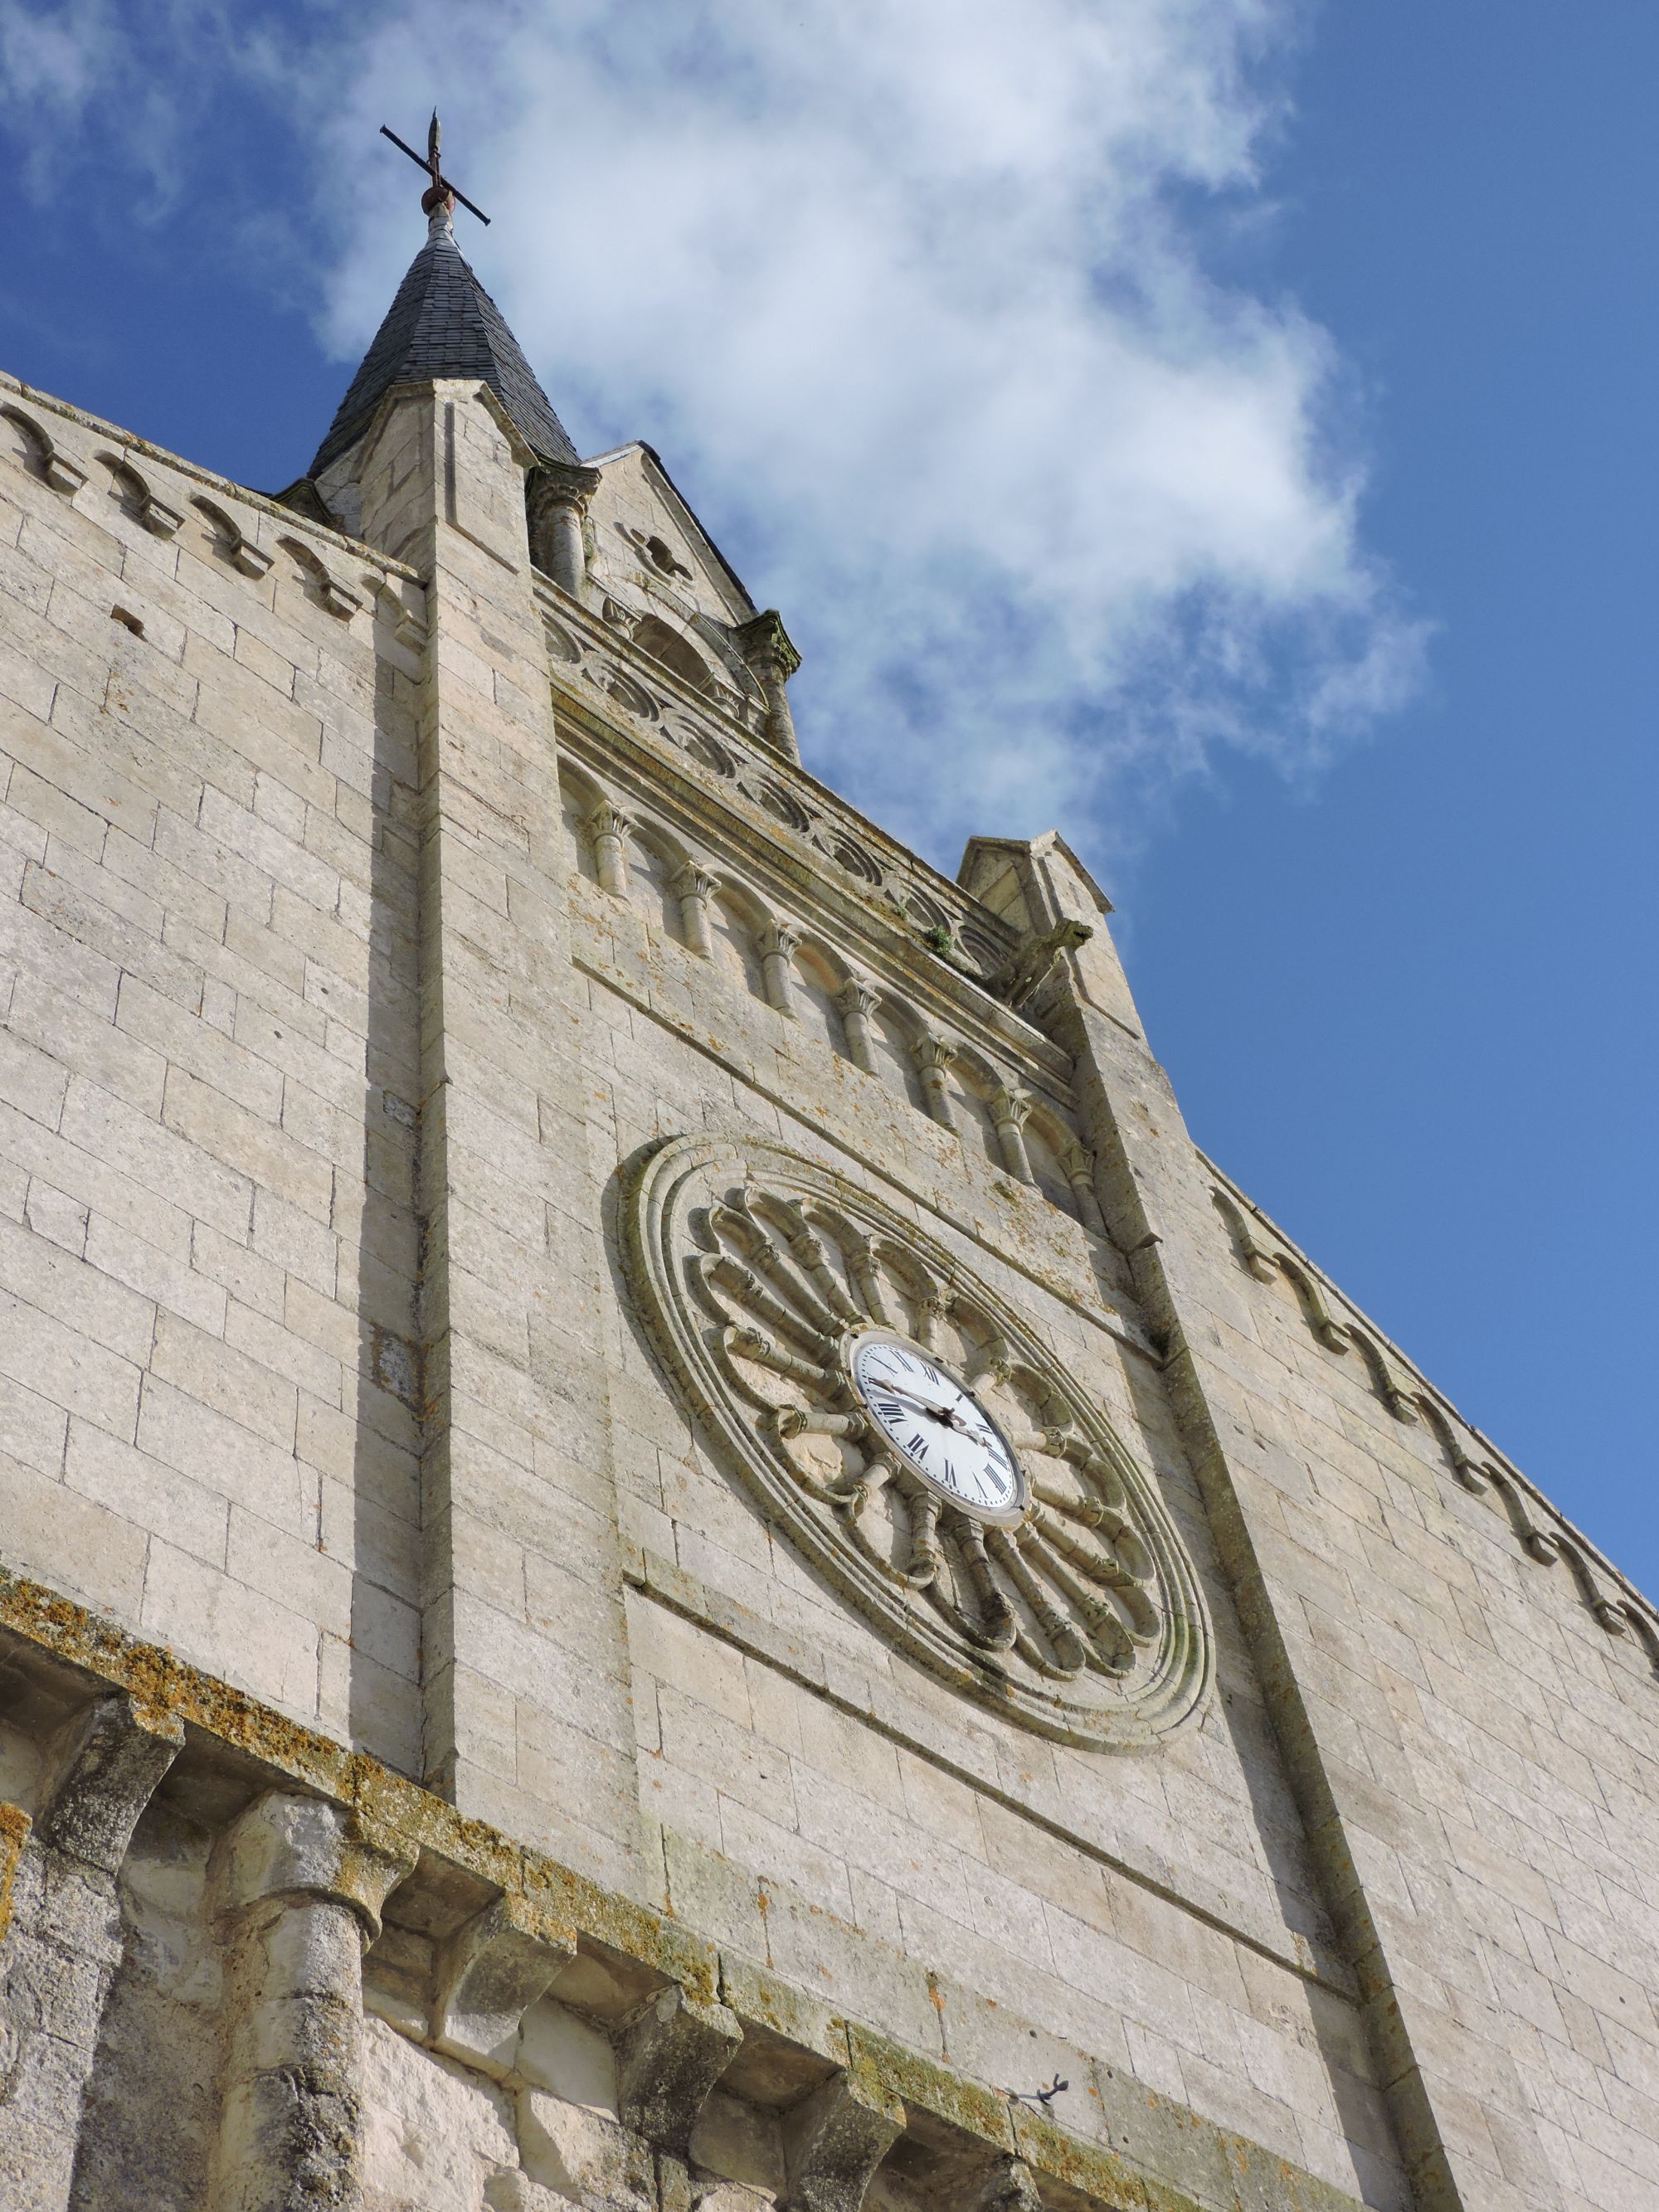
627 1133 1214 1750
851 1333 1025 1521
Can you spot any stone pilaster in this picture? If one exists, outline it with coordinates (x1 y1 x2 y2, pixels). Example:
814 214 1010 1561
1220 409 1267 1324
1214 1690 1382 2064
207 1793 413 2212
733 610 802 762
344 379 640 1886
527 459 603 601
960 832 1540 2212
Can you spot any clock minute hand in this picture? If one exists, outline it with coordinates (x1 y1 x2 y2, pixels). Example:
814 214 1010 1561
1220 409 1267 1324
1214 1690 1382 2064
878 1382 962 1427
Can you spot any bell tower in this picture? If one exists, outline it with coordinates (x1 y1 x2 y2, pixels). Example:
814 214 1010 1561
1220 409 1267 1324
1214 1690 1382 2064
0 114 1654 2212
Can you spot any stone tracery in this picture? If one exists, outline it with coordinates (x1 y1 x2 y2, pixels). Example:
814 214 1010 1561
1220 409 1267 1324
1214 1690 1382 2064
626 1134 1213 1749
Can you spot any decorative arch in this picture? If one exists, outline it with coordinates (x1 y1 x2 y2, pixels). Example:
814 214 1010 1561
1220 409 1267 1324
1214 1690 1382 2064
1024 1100 1083 1218
790 936 853 1058
707 876 770 999
624 814 695 946
556 761 610 887
866 990 932 1116
634 613 714 695
941 1041 1007 1170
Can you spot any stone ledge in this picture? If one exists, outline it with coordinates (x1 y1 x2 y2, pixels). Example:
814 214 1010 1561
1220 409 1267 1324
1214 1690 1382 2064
0 1562 1368 2212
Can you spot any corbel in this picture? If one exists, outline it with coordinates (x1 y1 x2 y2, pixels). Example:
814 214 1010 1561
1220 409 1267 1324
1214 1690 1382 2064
1209 1187 1281 1285
969 2157 1046 2212
1622 1607 1659 1679
1341 1325 1418 1421
1418 1399 1491 1495
2 403 87 494
319 571 364 620
779 2065 904 2212
1278 1257 1350 1354
278 534 363 620
431 1891 577 2077
108 456 182 537
192 497 273 578
33 1691 182 1875
989 917 1093 1014
615 1981 743 2156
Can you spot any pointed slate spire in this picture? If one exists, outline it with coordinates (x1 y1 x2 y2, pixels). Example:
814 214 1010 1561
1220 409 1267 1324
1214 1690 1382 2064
310 200 579 479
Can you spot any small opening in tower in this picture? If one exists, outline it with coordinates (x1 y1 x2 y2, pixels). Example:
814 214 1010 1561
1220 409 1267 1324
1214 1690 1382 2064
643 532 690 581
109 606 144 637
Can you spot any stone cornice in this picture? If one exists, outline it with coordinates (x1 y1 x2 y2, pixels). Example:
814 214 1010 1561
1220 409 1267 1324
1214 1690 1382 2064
535 576 1019 970
0 1563 1369 2212
1204 1154 1659 1671
0 367 422 584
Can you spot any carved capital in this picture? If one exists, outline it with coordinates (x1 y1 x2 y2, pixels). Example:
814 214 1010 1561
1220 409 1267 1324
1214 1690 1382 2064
528 461 604 596
670 860 722 903
990 1086 1034 1131
912 1033 955 1076
526 458 603 522
733 607 801 682
834 979 881 1021
759 922 803 961
615 1981 743 2154
212 1791 415 1942
587 800 631 843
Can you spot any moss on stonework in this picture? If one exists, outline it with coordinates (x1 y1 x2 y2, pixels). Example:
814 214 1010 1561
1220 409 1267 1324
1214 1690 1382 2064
0 1563 1367 2212
0 1801 30 1947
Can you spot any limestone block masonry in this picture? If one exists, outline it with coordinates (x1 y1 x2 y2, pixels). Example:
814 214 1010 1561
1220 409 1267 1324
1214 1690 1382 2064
0 204 1656 2212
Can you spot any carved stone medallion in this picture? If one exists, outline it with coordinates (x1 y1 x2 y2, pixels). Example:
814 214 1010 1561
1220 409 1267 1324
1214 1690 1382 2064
625 1135 1213 1749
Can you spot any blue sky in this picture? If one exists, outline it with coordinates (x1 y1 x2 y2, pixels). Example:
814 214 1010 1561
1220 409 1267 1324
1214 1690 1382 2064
1 2 1653 1596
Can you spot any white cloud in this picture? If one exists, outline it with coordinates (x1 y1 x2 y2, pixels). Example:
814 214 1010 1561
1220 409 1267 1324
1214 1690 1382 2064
316 0 1424 871
1 0 1427 877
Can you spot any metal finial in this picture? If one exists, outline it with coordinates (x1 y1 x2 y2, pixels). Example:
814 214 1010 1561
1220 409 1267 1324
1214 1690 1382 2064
378 114 491 226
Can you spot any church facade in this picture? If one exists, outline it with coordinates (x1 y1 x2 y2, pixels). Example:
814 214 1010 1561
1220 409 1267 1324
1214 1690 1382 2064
0 186 1652 2212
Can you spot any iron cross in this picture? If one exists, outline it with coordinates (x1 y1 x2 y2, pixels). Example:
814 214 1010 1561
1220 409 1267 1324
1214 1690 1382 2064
379 110 491 226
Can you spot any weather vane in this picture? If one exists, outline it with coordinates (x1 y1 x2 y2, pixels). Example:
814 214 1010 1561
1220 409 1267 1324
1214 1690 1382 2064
379 110 491 226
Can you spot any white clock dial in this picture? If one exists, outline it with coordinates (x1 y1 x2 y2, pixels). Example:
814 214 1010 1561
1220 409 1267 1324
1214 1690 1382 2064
851 1334 1024 1520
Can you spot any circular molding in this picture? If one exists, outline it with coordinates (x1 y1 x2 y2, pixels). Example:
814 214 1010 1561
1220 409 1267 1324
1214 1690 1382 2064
593 661 660 720
625 1133 1214 1750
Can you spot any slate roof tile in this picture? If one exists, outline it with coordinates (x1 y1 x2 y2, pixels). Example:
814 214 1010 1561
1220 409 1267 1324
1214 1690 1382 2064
310 220 578 477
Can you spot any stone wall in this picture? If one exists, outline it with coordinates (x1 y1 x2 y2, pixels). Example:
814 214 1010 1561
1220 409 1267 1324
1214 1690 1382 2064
0 377 426 1775
0 360 1653 2212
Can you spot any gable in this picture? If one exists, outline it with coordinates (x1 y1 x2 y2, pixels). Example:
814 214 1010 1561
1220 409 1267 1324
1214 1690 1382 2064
585 440 756 630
